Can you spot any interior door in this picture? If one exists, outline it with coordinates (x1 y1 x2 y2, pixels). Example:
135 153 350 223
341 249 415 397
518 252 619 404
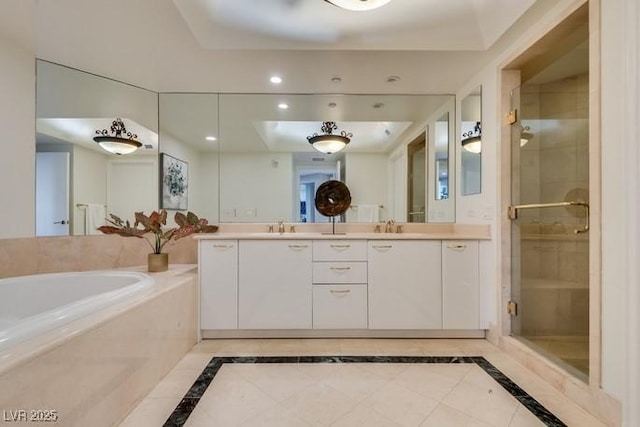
36 152 70 236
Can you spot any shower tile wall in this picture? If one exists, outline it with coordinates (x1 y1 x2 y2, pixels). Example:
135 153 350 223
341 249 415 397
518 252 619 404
517 74 589 357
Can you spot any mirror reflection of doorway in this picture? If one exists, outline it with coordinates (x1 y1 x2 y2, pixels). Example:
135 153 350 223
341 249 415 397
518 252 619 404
407 132 426 223
36 152 70 236
297 170 336 223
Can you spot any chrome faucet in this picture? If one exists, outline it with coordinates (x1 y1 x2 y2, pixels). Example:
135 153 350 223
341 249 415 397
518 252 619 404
278 219 285 233
384 219 395 233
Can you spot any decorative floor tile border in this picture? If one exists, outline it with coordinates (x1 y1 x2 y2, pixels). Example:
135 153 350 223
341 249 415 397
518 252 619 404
163 356 566 427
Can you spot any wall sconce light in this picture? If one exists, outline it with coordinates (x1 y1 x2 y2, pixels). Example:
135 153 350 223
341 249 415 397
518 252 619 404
520 125 534 147
462 121 482 153
93 118 142 155
307 121 352 154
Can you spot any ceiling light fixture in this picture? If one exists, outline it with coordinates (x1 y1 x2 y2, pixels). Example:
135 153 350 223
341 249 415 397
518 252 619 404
270 76 282 84
93 118 141 155
307 121 352 154
206 136 217 141
278 103 289 110
462 121 482 154
325 0 393 11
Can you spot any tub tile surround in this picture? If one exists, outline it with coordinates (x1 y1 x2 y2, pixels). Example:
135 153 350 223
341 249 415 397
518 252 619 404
0 235 197 279
0 266 198 427
120 339 608 427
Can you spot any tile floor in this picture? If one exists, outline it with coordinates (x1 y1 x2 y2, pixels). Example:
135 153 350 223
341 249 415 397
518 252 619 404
118 339 606 427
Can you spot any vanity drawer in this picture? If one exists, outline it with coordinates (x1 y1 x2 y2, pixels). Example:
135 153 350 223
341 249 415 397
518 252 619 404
313 262 367 283
313 240 367 261
313 284 368 329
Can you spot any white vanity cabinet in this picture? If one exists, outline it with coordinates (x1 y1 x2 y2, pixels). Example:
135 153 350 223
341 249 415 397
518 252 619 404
199 240 238 330
238 240 312 329
312 241 368 329
442 240 479 329
197 235 484 336
368 240 442 329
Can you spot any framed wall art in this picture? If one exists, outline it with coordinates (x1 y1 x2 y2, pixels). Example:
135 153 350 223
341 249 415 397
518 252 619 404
160 153 188 210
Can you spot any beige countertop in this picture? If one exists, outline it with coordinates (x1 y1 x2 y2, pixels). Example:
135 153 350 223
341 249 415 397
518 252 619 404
194 231 489 240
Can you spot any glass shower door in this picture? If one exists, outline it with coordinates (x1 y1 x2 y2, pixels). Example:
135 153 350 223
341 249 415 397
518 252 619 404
509 80 590 380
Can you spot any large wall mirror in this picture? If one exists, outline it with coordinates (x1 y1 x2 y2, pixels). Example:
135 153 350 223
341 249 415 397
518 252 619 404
461 86 482 196
215 93 455 223
35 60 158 236
36 61 458 231
427 98 456 222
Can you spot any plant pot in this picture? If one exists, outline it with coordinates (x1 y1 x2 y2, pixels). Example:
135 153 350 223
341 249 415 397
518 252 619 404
148 253 169 272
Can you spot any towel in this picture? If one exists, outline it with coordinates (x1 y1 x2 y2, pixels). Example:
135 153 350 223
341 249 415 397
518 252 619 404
85 203 106 235
356 204 380 223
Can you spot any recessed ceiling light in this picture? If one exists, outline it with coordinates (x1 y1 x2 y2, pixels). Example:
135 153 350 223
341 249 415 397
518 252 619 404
278 103 289 110
325 0 393 11
205 136 217 141
386 75 400 83
328 102 337 108
270 76 282 84
331 76 342 83
373 102 384 109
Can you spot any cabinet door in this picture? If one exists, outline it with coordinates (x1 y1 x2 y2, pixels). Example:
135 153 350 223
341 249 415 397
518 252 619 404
368 241 442 329
313 285 368 329
442 241 479 329
199 240 238 330
239 240 312 329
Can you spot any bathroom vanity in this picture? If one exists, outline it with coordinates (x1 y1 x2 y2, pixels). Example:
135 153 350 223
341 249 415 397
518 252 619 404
196 231 487 338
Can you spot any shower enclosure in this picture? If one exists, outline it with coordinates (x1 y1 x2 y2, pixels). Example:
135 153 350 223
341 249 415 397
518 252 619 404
509 64 590 380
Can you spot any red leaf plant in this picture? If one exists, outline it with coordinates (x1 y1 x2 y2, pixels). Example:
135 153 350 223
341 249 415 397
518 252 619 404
98 210 218 254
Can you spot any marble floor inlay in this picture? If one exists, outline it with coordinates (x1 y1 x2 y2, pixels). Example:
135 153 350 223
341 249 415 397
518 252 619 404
161 356 566 427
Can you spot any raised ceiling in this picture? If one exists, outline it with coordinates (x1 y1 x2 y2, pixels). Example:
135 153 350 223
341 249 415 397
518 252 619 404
31 0 541 94
173 0 536 50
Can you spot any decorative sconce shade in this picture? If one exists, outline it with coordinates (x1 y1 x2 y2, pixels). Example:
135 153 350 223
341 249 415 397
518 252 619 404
462 121 482 154
93 118 142 155
307 121 352 154
325 0 393 11
520 125 534 147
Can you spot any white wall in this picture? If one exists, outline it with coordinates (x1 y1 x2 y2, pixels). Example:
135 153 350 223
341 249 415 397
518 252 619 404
0 4 35 238
197 152 220 224
219 152 293 222
600 0 640 423
72 145 107 235
106 156 157 223
345 153 387 221
160 132 220 223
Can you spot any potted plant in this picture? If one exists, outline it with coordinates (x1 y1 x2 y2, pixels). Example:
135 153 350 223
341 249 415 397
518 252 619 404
98 210 218 272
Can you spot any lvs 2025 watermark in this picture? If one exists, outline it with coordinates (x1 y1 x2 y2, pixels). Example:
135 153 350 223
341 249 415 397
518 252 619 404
2 409 58 422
